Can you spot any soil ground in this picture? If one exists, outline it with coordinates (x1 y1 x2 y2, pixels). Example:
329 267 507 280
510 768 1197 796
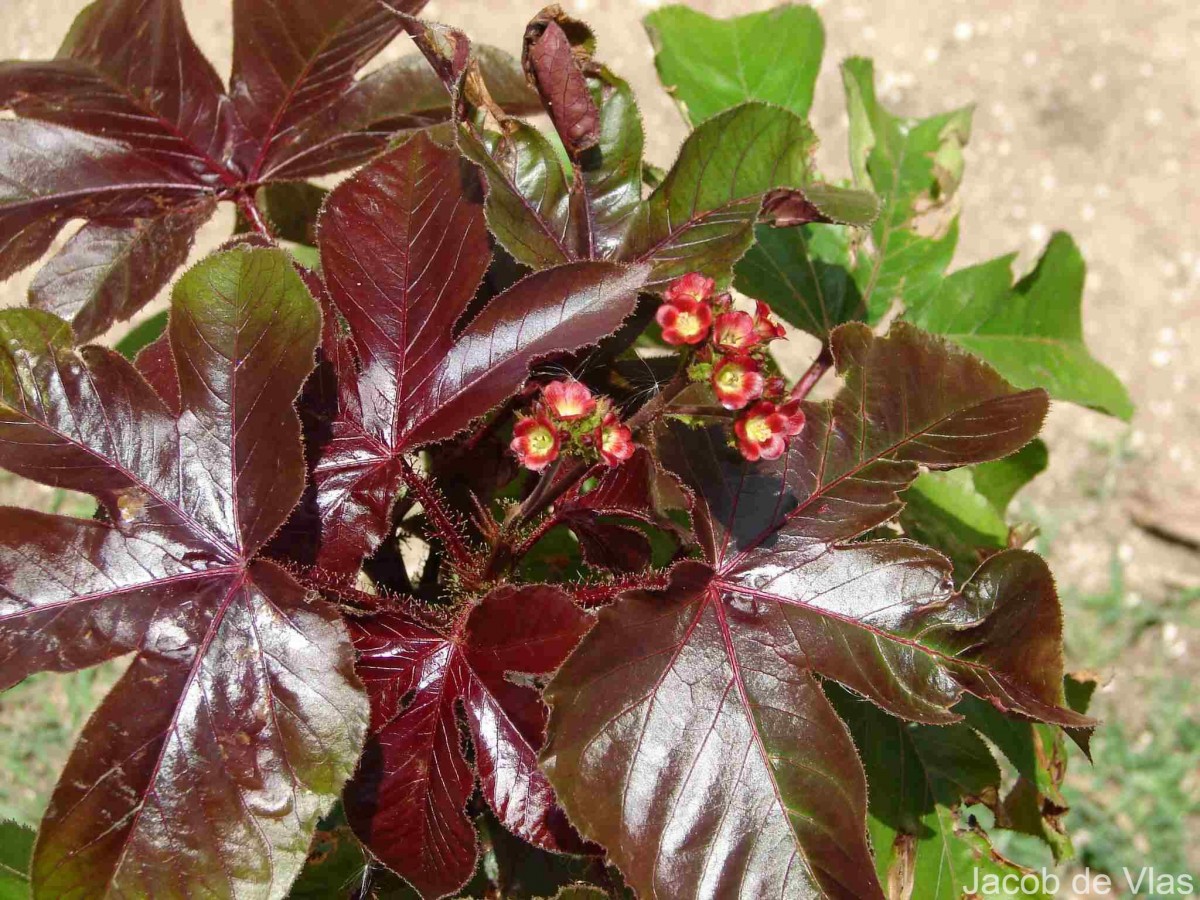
1 1 1196 895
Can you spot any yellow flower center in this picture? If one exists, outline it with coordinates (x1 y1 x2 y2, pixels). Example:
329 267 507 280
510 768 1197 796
717 365 744 391
675 311 701 336
528 427 554 454
744 416 772 443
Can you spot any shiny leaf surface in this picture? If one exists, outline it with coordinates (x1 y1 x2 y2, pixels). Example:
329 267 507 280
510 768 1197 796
29 200 215 342
450 10 851 288
544 323 1086 899
0 248 367 899
0 0 454 335
345 585 592 899
308 134 645 575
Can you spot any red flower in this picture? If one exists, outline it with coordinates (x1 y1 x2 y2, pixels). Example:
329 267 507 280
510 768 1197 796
711 355 765 410
510 415 560 471
656 296 712 346
752 300 787 342
775 399 807 436
734 400 806 461
543 379 596 421
664 272 715 305
596 413 635 466
712 311 759 353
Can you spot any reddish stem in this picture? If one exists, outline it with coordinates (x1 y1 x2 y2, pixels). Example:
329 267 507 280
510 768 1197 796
398 459 476 575
790 344 834 401
572 572 670 607
236 191 275 240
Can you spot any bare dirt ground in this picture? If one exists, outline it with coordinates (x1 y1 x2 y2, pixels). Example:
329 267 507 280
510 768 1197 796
1 0 1197 891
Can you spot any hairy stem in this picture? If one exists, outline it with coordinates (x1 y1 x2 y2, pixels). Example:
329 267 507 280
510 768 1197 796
398 458 475 574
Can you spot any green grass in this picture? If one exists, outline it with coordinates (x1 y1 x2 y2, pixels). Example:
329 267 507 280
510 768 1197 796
0 663 123 825
1058 561 1200 890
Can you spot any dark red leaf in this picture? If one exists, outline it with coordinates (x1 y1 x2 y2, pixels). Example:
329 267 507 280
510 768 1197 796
309 134 646 574
0 0 238 183
345 584 592 899
29 200 216 342
0 0 472 336
543 323 1087 899
555 449 669 573
0 247 367 897
0 121 208 280
229 0 426 180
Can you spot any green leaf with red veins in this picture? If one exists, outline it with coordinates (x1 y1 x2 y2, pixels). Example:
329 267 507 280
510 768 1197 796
0 247 367 900
308 133 646 575
543 322 1089 900
344 585 593 900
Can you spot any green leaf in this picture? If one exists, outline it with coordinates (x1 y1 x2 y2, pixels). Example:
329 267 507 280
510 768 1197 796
0 821 34 900
958 674 1098 863
830 689 1052 899
842 57 972 319
113 310 168 360
901 440 1047 579
973 439 1049 515
904 234 1133 420
643 3 824 124
622 102 817 287
734 222 863 339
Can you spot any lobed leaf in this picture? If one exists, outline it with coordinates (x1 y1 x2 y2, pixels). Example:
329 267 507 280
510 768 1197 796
904 233 1134 420
0 248 367 899
830 688 1051 899
0 0 492 339
229 0 423 180
643 4 825 125
842 57 971 320
544 322 1086 899
345 585 592 900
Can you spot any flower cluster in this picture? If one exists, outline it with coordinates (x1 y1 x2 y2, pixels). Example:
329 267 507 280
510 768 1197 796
657 273 804 461
657 273 787 411
511 379 635 471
